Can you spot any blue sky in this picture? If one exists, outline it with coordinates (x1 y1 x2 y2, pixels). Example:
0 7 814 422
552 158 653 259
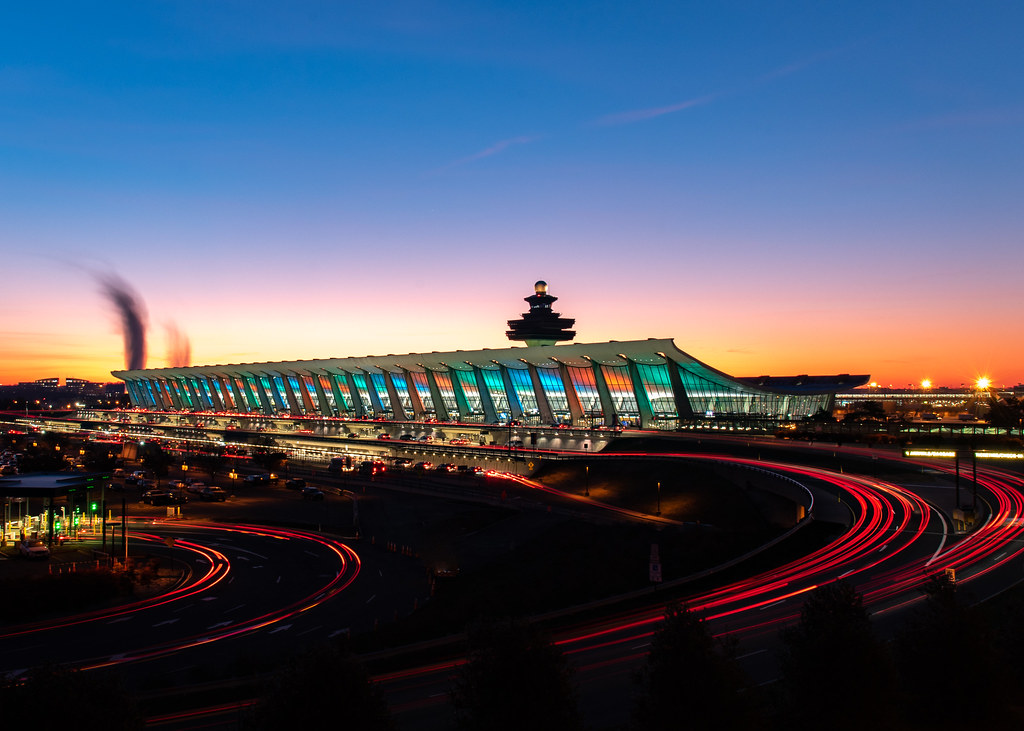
2 2 1023 386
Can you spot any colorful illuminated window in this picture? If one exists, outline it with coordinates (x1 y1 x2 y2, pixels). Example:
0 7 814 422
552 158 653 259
318 375 339 413
506 368 538 413
269 375 291 411
213 378 234 409
567 366 601 413
388 372 413 412
536 367 569 413
600 365 638 415
408 372 435 413
142 380 158 408
369 373 393 414
351 373 376 413
635 364 676 417
234 377 254 411
453 369 482 413
480 369 512 412
430 371 459 417
300 376 320 412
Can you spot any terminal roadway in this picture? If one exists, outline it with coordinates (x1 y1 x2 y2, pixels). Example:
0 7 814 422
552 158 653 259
0 522 362 680
376 454 1024 730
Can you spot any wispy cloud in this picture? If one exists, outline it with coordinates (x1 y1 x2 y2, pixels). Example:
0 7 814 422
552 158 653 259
593 42 859 128
593 92 724 127
436 134 541 172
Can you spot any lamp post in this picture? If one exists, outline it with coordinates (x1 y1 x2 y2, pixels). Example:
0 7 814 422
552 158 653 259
656 481 661 517
584 463 590 497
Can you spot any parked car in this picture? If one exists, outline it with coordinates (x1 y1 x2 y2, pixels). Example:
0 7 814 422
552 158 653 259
19 538 50 559
143 490 188 505
301 487 325 501
200 486 228 501
285 478 306 490
168 479 187 490
244 473 270 485
186 481 207 494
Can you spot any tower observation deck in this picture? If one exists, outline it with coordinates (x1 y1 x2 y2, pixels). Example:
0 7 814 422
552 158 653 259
506 281 577 346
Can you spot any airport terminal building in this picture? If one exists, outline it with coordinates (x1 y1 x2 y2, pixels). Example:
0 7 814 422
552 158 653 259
112 283 867 430
112 338 866 431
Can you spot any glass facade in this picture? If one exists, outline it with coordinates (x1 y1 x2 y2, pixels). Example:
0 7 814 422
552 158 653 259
506 368 538 414
431 371 460 418
635 364 676 418
408 372 435 414
601 365 639 417
480 369 512 413
536 367 569 414
368 373 393 415
453 369 482 413
117 342 851 428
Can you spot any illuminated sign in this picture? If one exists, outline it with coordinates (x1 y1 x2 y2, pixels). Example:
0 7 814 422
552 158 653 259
904 450 1024 460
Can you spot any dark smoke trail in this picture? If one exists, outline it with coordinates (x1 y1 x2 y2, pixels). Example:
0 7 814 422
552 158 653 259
165 322 192 368
99 275 147 371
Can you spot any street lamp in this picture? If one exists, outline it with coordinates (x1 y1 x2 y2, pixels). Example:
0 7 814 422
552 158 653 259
656 481 661 517
584 463 590 497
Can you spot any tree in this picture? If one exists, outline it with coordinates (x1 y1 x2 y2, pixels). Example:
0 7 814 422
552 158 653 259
776 581 900 731
632 602 758 730
451 618 583 731
894 574 1015 730
250 641 395 730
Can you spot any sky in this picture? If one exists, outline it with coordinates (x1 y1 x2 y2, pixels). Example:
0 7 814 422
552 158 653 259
2 1 1023 389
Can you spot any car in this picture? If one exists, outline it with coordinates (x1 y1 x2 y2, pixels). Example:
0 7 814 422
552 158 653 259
19 538 50 559
143 490 188 505
285 478 307 490
393 458 413 469
413 461 433 471
399 434 415 441
509 439 524 448
449 438 470 445
377 433 392 440
456 464 484 475
168 479 187 490
200 486 228 501
417 435 433 442
243 473 270 485
437 463 457 473
139 479 159 490
346 433 359 439
301 487 325 501
186 481 207 494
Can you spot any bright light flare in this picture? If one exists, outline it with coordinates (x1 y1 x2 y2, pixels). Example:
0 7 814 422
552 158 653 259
976 376 992 390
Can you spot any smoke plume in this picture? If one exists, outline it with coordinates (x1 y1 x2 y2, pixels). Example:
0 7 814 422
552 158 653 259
99 275 148 371
165 322 192 368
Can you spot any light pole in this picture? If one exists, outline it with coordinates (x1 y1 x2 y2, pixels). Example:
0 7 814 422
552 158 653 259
584 463 590 497
656 481 661 517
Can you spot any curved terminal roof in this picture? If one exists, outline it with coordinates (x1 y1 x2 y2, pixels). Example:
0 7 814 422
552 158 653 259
112 338 867 396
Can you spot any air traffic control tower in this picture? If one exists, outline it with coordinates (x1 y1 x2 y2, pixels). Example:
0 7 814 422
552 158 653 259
506 281 577 346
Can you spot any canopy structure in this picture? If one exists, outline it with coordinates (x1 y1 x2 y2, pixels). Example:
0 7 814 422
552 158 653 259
113 338 868 429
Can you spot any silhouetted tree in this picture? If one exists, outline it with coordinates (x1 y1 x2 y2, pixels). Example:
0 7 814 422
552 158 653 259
0 664 142 729
451 618 583 731
895 574 1015 730
776 581 900 731
251 641 395 730
632 601 758 730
